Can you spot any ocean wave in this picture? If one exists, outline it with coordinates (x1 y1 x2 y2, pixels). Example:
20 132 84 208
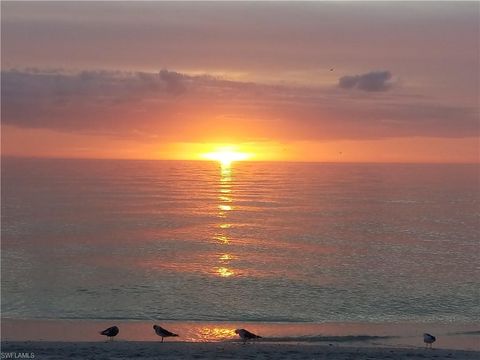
226 335 395 343
447 330 480 336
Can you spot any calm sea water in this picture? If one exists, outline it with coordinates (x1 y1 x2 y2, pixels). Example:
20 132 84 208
2 159 479 324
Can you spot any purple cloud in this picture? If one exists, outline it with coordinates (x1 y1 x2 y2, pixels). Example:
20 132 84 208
1 69 477 141
159 69 188 95
339 71 394 92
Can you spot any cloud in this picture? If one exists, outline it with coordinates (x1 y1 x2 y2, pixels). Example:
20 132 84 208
1 68 477 141
339 71 394 92
159 69 187 95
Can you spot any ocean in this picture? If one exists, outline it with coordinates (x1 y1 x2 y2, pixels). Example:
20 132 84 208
1 158 479 345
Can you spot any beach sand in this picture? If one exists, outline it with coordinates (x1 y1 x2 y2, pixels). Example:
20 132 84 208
2 341 479 360
2 319 479 358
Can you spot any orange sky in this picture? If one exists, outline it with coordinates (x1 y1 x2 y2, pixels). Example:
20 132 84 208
1 2 478 163
3 125 478 163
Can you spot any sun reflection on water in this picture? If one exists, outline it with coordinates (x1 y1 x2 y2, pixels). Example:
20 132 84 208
199 327 236 341
221 164 232 177
214 235 229 244
217 267 235 277
213 162 237 278
219 254 232 261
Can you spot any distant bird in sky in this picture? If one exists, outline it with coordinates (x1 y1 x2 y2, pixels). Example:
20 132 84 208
423 333 436 348
330 68 335 71
153 325 179 342
100 326 119 341
235 329 262 344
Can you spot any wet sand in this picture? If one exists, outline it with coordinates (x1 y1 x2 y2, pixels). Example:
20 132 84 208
2 319 479 351
2 341 479 360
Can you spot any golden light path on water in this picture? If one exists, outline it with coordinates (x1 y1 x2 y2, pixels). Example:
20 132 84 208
198 327 237 341
214 161 235 277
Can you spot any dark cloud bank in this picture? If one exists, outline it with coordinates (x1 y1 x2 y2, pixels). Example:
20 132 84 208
1 69 477 140
339 71 394 92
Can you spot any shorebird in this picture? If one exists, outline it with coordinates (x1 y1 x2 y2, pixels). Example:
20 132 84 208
153 325 179 342
235 329 262 344
423 333 436 348
100 326 119 341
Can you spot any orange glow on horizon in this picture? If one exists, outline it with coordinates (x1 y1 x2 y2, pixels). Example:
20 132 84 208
201 145 251 165
4 124 477 163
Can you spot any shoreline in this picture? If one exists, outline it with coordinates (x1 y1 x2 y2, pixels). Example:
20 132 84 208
2 341 479 360
2 319 479 351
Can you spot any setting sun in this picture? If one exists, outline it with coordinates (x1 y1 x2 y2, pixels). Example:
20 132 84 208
201 146 251 165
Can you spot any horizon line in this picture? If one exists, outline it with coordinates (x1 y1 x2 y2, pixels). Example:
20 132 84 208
1 155 478 166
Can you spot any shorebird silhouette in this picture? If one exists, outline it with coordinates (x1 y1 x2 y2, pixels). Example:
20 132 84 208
423 333 436 348
153 325 179 342
235 329 262 344
100 326 119 341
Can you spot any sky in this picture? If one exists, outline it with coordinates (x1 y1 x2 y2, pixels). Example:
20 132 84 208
1 1 479 163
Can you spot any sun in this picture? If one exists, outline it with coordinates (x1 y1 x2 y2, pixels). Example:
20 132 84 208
201 146 251 165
